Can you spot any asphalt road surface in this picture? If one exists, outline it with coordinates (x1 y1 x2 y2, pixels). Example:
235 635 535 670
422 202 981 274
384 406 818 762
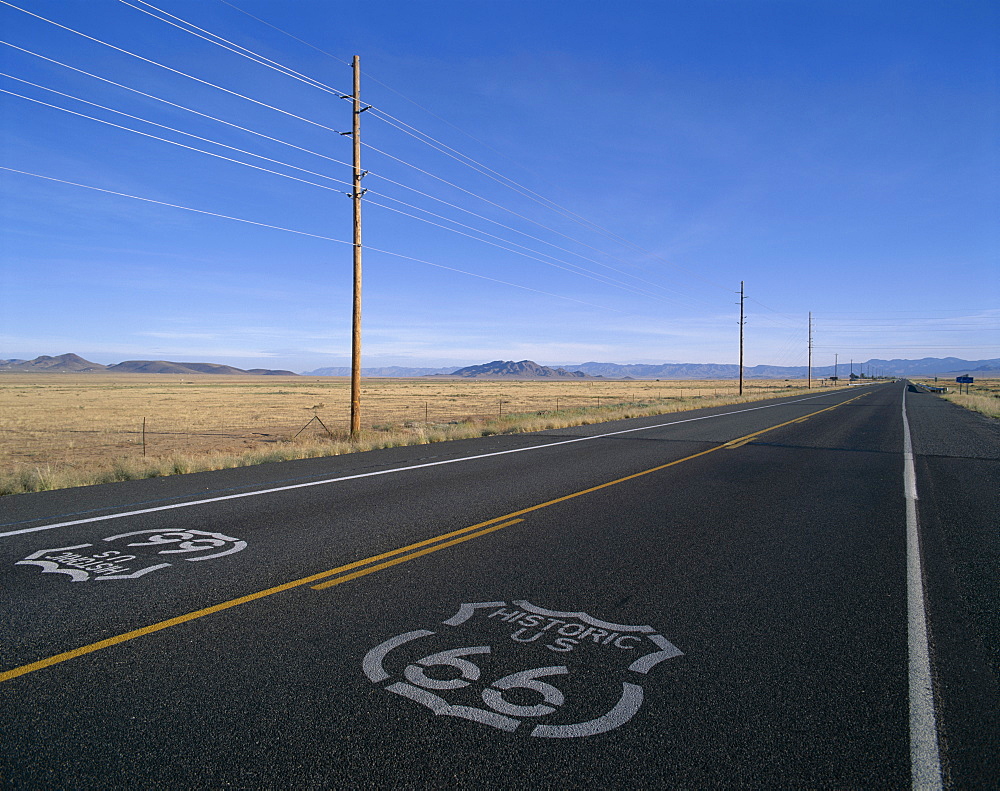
1 382 996 788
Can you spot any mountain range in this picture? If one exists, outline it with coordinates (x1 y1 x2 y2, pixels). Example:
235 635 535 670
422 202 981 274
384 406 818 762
0 354 297 376
567 357 1000 379
308 356 1000 379
3 353 997 379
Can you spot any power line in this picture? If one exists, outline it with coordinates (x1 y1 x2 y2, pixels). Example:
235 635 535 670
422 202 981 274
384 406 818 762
126 0 733 300
1 60 718 306
365 186 713 304
20 26 974 321
0 87 355 194
0 165 621 312
4 1 986 365
55 0 725 309
215 0 347 64
4 3 720 310
1 79 700 305
744 296 805 328
366 105 734 293
813 345 998 350
0 1 348 134
0 75 356 190
6 0 817 324
816 328 999 333
216 0 556 193
813 309 997 315
118 0 349 100
361 139 719 308
221 0 733 296
0 42 356 173
216 0 631 234
78 0 989 337
367 169 712 303
364 197 686 304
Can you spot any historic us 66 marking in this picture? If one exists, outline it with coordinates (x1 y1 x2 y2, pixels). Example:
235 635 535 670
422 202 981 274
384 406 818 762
15 529 247 582
363 600 683 738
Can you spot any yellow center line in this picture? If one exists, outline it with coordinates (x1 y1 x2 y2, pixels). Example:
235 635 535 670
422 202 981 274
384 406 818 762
0 391 868 685
311 520 525 590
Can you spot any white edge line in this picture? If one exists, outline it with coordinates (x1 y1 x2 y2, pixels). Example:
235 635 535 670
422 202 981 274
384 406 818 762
901 383 944 790
1 389 853 539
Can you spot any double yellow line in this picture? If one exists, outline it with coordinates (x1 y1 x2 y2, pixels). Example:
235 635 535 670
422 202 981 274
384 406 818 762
0 392 867 684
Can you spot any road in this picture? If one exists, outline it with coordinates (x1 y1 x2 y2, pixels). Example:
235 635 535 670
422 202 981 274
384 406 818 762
0 382 996 788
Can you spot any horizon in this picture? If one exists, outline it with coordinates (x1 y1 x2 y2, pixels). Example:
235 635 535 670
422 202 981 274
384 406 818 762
3 350 998 377
1 1 997 368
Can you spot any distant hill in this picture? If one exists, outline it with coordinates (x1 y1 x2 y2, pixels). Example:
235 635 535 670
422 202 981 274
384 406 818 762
307 357 1000 380
0 354 298 376
6 353 997 379
106 360 250 375
448 360 600 379
0 353 107 372
569 356 1000 380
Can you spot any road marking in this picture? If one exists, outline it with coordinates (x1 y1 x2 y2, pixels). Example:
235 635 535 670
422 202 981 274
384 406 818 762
0 392 868 685
363 600 682 737
0 389 861 539
901 384 944 790
311 520 524 590
13 529 248 584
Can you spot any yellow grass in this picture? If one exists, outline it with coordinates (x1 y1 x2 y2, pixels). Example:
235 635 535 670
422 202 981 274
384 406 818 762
938 378 1000 419
0 373 847 495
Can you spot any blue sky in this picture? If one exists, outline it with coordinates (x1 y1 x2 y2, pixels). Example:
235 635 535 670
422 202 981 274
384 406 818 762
1 0 997 372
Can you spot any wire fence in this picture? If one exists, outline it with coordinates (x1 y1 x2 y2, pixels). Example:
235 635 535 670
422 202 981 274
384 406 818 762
0 380 829 474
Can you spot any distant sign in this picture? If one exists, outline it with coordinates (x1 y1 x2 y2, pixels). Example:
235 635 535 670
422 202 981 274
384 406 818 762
956 376 974 384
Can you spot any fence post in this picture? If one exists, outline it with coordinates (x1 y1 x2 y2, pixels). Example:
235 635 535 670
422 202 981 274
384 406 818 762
142 416 146 457
293 415 333 440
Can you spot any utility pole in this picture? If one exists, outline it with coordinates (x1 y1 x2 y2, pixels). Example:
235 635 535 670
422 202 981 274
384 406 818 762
835 353 839 383
807 311 813 389
738 281 746 396
349 55 366 437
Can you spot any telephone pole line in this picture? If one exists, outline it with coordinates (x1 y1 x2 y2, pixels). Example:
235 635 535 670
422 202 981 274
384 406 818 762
349 55 366 437
738 281 746 396
808 311 813 389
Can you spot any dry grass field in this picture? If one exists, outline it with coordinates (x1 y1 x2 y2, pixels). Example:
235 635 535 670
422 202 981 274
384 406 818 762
939 378 1000 419
1 373 844 494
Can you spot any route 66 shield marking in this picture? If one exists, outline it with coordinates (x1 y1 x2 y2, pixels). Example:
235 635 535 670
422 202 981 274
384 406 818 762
15 529 247 582
363 600 683 738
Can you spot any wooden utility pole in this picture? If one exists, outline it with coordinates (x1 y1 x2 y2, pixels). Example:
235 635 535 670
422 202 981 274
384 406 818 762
350 55 363 437
738 281 745 396
807 311 813 389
